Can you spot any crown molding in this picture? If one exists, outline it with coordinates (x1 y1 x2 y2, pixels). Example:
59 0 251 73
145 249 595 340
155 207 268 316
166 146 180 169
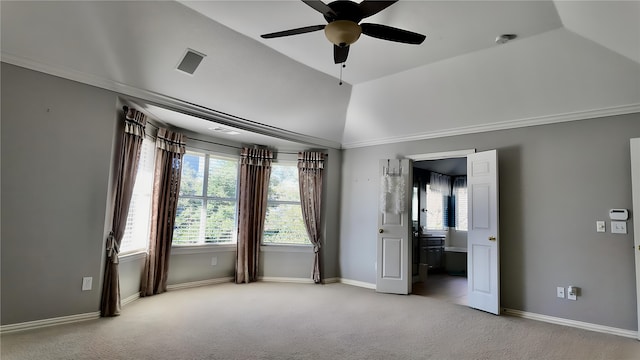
342 103 640 149
0 53 341 150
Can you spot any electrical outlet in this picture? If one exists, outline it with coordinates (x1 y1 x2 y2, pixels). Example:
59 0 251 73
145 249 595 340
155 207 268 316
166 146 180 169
82 277 93 291
211 256 217 266
556 286 565 298
596 221 605 233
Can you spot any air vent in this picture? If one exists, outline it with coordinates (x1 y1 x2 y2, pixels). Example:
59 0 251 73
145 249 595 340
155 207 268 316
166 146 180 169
208 126 240 135
177 49 205 75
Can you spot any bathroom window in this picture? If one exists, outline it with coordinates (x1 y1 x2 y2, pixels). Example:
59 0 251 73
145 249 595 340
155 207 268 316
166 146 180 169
426 172 450 230
453 176 468 231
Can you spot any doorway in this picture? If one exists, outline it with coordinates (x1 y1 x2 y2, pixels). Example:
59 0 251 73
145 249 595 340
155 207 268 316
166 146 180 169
411 156 469 305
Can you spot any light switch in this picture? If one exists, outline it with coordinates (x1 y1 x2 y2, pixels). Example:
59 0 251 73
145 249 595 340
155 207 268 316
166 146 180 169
596 221 605 233
611 221 627 234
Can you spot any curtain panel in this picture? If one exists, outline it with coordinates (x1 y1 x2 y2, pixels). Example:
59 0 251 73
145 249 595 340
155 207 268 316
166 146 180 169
298 152 325 283
236 147 273 284
100 107 146 317
140 128 185 296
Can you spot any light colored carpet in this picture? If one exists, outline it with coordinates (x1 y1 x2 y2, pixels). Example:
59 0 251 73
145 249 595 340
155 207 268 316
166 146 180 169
2 282 639 360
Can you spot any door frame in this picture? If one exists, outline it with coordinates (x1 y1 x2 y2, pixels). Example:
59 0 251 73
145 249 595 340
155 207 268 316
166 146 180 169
407 149 476 290
630 138 640 340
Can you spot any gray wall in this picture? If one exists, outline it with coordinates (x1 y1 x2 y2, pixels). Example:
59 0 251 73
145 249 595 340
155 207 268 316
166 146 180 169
339 114 639 331
1 63 342 325
1 63 118 324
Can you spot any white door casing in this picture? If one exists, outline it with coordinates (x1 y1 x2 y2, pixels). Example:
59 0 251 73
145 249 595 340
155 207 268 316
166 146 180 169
630 138 640 340
377 159 412 294
467 150 500 315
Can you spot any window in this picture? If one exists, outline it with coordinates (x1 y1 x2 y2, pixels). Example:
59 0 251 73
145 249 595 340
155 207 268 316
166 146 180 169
262 163 310 245
425 184 445 230
453 177 468 231
121 138 156 253
425 172 450 231
173 151 239 245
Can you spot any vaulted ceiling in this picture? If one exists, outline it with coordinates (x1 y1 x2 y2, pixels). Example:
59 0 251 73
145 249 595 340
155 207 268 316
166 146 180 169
2 1 639 149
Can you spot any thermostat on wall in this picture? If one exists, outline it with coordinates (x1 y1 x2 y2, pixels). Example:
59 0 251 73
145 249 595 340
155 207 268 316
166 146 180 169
609 209 628 220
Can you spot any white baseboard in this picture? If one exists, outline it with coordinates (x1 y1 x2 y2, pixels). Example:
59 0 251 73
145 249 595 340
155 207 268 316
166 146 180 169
0 311 100 334
502 308 638 339
258 276 315 284
338 278 376 290
166 277 234 291
121 292 140 307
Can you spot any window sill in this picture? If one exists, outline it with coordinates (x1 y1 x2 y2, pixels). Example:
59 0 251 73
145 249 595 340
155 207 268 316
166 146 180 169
119 251 147 263
171 243 236 255
260 244 313 253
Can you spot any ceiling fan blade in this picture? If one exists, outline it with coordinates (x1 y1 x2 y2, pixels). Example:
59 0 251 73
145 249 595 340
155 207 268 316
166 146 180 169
334 45 350 64
261 25 326 39
302 0 337 19
360 23 426 44
359 0 398 18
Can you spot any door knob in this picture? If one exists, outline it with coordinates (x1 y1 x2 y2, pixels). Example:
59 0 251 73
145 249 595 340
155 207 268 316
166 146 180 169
379 229 384 234
488 236 496 241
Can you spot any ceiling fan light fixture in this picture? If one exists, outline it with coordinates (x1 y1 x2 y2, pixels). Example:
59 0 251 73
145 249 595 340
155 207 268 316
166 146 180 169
324 20 362 47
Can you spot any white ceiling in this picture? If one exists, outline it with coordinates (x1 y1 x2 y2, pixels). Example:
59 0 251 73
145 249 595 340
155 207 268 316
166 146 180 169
181 0 564 85
1 1 639 149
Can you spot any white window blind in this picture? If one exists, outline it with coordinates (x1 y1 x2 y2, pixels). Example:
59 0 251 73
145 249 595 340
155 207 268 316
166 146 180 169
121 138 155 253
453 176 468 231
173 152 239 245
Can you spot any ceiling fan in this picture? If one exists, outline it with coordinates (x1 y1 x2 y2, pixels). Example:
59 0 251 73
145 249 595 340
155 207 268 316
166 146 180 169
260 0 426 64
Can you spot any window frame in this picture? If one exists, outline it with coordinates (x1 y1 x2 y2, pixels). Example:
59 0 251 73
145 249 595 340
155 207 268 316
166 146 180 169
120 135 156 256
172 150 240 247
261 161 311 247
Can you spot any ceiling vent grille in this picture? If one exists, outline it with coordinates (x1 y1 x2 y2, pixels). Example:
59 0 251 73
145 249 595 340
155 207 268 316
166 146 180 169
177 49 205 75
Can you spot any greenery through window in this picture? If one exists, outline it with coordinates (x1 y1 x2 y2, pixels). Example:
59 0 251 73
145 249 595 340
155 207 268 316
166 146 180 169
173 151 239 245
262 163 310 245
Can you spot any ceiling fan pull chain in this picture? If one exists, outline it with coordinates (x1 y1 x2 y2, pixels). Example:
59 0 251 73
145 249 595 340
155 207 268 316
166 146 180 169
339 63 345 85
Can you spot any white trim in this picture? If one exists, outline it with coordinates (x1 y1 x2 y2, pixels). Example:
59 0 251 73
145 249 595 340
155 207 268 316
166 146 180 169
339 278 377 290
260 245 313 253
121 292 140 307
0 53 341 150
119 251 147 263
407 149 476 161
342 104 640 149
258 276 315 284
171 244 236 255
502 308 638 339
166 277 234 291
0 312 100 334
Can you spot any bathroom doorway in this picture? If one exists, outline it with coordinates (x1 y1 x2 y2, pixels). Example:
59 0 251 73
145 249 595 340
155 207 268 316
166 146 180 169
411 155 468 305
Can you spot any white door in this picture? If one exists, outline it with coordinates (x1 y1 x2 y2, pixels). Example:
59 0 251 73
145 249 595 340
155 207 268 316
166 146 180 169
630 138 640 339
467 150 500 314
377 159 412 294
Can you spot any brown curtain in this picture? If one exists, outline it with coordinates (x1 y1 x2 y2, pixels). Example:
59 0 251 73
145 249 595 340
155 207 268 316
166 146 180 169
298 152 325 283
236 147 273 284
140 128 186 296
101 107 146 317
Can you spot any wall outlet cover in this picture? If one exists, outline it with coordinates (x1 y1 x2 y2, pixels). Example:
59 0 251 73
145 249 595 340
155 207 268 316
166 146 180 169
611 221 627 234
556 286 565 298
82 277 93 291
596 220 605 233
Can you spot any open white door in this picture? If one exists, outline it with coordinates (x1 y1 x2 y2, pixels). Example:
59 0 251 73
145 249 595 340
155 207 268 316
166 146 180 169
467 150 500 314
630 138 640 339
376 159 412 294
